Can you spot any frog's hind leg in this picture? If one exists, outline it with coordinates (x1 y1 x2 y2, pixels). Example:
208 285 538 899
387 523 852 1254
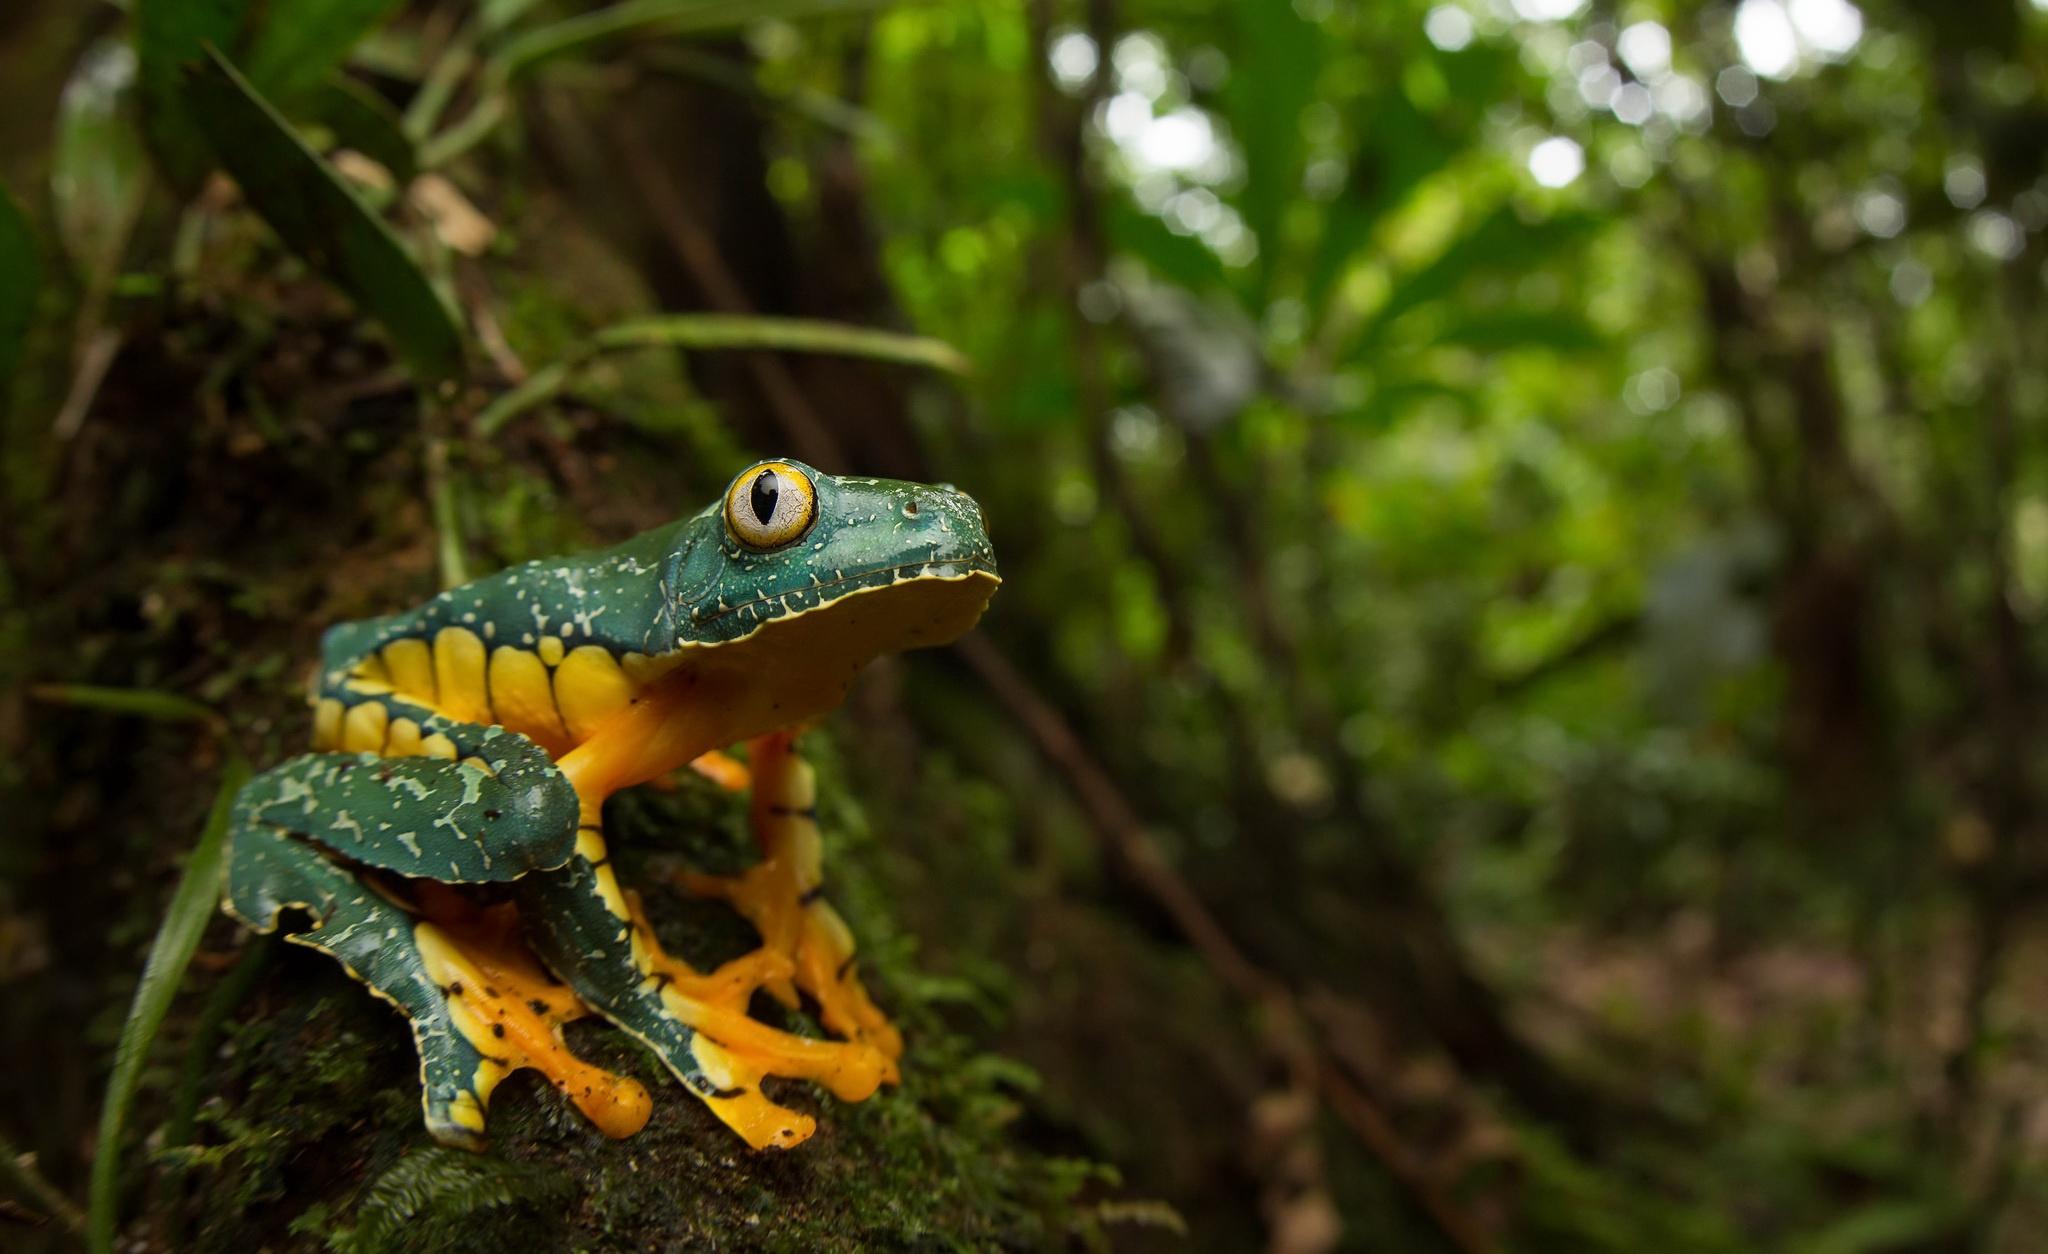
224 754 650 1149
514 807 893 1151
224 812 497 1149
676 731 904 1063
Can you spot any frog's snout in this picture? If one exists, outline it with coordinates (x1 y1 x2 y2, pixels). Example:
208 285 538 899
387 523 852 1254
906 484 981 525
897 486 993 565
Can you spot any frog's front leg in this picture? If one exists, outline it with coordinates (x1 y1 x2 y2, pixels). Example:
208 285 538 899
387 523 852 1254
677 731 904 1064
224 726 653 1149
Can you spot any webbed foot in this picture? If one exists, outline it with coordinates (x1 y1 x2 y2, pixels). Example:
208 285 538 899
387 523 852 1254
678 731 905 1068
515 812 892 1151
409 887 652 1142
224 814 649 1150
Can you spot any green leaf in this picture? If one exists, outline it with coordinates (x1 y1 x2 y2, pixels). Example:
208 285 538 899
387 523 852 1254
496 0 909 80
477 315 966 438
1219 0 1321 299
185 45 465 380
1336 377 1477 428
30 683 226 726
86 756 251 1254
135 0 252 189
479 0 554 34
593 314 971 373
1350 206 1598 354
303 74 418 185
1107 202 1228 294
1795 1199 1954 1254
241 0 406 106
0 183 37 399
1430 310 1603 352
474 360 571 437
1304 89 1459 318
53 40 151 283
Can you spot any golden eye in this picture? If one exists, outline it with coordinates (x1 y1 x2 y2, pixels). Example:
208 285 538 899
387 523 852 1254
724 461 817 550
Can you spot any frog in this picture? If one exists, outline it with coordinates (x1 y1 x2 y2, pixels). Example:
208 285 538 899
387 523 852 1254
221 459 999 1152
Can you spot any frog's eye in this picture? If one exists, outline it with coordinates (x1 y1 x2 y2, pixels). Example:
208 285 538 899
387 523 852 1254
724 461 817 550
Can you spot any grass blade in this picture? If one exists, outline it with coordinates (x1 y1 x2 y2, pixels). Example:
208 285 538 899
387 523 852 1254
30 683 226 727
594 314 970 374
473 359 571 437
86 756 251 1254
0 1129 85 1235
497 0 908 80
165 937 273 1148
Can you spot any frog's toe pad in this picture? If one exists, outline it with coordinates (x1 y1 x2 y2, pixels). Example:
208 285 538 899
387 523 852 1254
424 1087 494 1152
689 1035 819 1151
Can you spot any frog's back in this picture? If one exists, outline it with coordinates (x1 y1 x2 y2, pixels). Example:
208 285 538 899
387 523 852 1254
312 518 702 758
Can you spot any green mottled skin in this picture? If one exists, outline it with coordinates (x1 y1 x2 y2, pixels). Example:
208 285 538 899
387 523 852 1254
315 467 997 669
221 460 997 1149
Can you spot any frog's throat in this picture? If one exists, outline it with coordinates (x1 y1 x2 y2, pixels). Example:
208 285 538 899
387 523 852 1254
558 568 999 801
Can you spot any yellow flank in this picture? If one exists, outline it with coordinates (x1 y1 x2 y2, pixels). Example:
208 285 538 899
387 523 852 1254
487 646 570 751
554 645 636 740
354 654 392 685
433 627 492 724
312 697 344 751
537 635 565 667
421 732 459 760
386 717 423 757
382 637 437 704
342 701 389 753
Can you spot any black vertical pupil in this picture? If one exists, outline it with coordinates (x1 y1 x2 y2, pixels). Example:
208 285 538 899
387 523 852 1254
749 470 780 526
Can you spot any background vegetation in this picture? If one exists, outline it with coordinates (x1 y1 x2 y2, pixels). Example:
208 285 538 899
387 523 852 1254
5 0 2048 1248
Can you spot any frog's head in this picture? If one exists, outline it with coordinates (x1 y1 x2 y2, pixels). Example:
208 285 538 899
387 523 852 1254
653 459 999 725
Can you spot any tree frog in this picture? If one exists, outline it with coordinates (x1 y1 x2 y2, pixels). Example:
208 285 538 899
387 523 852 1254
222 460 998 1151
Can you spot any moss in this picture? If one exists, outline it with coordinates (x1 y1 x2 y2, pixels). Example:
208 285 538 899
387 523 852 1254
151 758 1098 1252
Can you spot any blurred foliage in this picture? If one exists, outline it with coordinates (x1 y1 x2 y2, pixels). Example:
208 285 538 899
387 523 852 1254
4 0 2048 1250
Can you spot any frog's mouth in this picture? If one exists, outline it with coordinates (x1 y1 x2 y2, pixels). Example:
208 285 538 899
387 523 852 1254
622 558 994 752
690 555 999 632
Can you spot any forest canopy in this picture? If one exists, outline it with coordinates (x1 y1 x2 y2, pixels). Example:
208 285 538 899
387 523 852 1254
4 0 2048 1250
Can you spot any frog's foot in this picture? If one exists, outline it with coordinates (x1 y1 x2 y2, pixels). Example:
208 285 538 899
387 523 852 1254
615 886 894 1096
413 900 652 1142
224 818 648 1150
676 731 905 1064
676 866 904 1066
515 819 893 1151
